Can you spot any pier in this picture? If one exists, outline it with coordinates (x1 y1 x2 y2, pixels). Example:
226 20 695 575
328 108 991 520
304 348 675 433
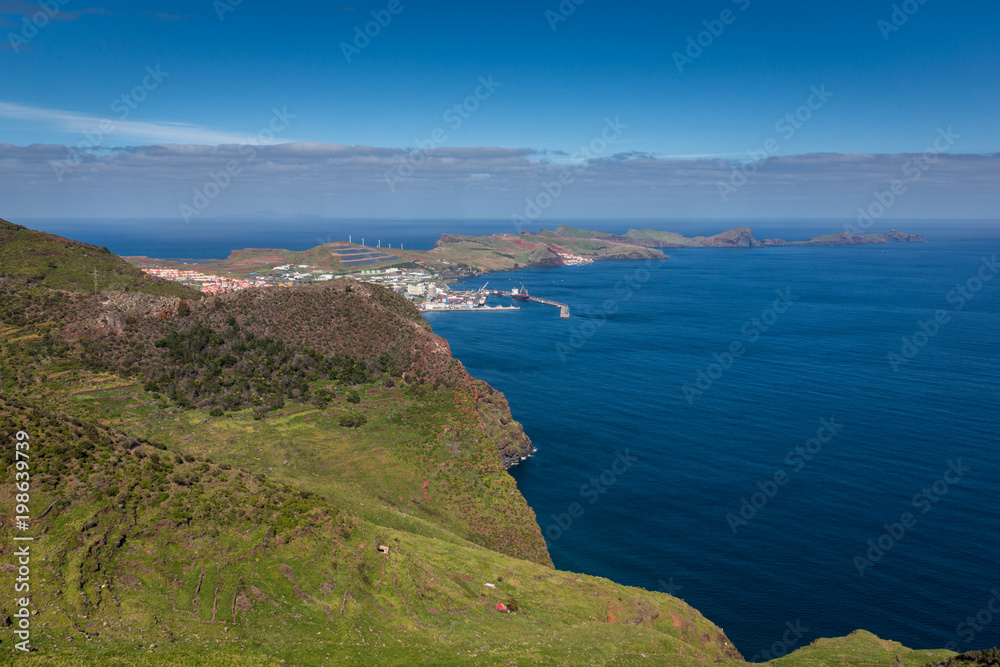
420 304 519 313
488 290 571 318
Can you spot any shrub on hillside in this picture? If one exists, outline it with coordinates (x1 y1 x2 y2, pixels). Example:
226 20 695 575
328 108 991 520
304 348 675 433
338 413 367 428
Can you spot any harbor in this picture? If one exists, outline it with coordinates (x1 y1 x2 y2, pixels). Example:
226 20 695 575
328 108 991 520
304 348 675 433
421 304 520 312
487 287 571 318
418 282 571 318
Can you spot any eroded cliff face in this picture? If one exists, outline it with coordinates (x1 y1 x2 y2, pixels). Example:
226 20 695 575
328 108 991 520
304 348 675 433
884 230 925 242
471 379 535 467
786 230 928 246
708 226 757 247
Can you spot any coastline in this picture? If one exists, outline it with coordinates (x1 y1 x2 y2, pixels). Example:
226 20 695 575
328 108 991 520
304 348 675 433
118 225 925 287
2 217 990 662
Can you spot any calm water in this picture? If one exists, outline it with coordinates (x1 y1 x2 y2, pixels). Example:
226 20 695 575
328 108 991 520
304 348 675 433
427 235 1000 659
22 217 1000 658
20 217 999 257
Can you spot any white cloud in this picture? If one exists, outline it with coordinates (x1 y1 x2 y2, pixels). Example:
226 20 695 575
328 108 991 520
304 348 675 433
653 153 748 159
0 141 997 220
0 101 294 146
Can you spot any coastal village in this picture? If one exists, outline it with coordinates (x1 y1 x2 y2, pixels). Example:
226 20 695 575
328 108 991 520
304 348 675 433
138 240 590 314
140 261 508 312
135 226 919 316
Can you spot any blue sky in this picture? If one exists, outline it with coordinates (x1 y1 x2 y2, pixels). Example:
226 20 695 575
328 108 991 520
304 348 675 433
1 0 998 221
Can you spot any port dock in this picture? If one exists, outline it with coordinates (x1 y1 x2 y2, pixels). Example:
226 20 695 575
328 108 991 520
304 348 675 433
488 290 571 318
420 305 519 313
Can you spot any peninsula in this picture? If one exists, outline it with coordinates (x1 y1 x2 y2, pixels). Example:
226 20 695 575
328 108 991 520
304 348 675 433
126 225 925 286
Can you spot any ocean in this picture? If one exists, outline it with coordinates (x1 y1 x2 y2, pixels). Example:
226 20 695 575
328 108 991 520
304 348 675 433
21 217 1000 659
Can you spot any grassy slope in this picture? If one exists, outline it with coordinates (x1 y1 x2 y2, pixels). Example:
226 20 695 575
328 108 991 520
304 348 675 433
134 233 665 280
39 371 551 566
625 229 696 245
623 226 756 246
0 383 959 667
533 224 746 247
0 383 740 666
426 234 663 269
769 631 953 667
0 277 543 559
0 219 199 299
784 232 919 245
548 226 603 239
0 233 963 665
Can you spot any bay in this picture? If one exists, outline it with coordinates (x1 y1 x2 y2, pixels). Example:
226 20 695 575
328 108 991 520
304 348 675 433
427 234 1000 658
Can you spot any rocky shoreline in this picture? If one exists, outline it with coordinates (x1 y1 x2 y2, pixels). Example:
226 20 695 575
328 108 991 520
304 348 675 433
426 226 924 279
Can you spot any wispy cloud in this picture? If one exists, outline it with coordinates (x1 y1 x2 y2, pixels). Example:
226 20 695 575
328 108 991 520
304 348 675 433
143 10 189 22
0 102 295 146
0 142 997 220
654 153 748 159
0 1 110 25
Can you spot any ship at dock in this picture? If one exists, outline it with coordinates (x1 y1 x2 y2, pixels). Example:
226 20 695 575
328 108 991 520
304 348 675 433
486 287 571 318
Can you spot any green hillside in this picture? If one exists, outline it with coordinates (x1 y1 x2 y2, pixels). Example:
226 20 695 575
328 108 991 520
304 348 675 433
550 225 605 238
0 219 199 298
0 225 971 665
0 393 955 666
0 268 742 665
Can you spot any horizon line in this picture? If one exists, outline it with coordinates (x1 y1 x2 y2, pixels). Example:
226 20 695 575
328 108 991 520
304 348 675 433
10 216 999 223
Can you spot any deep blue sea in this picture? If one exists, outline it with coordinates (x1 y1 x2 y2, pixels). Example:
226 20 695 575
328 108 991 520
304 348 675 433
20 217 1000 659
